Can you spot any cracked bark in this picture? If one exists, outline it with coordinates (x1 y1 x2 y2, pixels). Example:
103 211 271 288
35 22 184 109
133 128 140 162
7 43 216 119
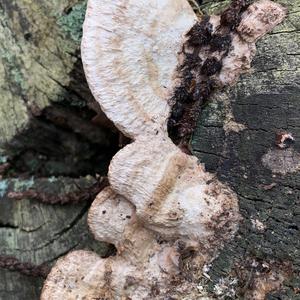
0 1 117 299
191 0 300 298
0 0 299 299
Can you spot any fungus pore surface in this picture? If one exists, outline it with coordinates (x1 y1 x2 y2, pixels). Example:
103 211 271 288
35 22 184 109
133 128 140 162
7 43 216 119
41 0 286 299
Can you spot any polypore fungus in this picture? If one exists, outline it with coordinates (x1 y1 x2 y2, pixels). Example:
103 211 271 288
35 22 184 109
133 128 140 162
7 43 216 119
108 136 239 243
42 0 286 299
81 0 197 139
168 0 287 143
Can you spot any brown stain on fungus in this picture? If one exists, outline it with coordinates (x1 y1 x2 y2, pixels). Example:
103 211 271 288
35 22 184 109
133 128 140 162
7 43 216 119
220 0 251 29
167 1 249 146
167 0 286 148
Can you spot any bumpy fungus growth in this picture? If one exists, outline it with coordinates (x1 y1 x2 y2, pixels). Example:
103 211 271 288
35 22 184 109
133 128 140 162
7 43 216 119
41 0 286 299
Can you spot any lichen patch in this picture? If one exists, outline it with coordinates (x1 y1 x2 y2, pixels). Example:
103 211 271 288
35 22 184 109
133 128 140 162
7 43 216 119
262 148 300 175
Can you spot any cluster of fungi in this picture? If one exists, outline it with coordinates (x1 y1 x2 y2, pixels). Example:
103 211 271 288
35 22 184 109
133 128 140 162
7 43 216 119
41 0 286 299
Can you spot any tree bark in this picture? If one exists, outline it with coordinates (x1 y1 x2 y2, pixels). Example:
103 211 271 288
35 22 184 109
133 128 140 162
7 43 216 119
0 1 117 299
191 0 300 298
0 0 299 299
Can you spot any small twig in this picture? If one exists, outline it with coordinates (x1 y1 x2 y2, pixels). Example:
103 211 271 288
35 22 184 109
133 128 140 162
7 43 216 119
7 177 109 205
0 255 50 278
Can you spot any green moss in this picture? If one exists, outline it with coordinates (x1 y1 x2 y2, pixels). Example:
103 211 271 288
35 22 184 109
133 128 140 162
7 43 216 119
1 52 26 91
0 154 8 164
201 0 231 15
57 1 87 42
0 180 8 198
13 177 34 192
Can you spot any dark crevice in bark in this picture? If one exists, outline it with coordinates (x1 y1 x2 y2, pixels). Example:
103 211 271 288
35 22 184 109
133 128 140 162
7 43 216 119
3 48 120 179
40 204 90 248
0 222 18 230
4 105 119 179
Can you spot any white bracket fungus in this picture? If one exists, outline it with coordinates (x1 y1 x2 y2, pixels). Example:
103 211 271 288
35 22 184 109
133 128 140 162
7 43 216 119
81 0 196 139
41 0 286 299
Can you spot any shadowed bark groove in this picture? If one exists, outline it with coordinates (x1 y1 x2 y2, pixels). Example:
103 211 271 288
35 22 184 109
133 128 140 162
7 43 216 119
0 1 117 299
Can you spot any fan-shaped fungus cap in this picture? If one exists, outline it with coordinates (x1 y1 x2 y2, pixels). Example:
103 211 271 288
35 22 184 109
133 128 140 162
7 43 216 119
41 251 136 300
237 0 287 43
81 0 197 139
42 0 287 299
88 187 163 264
109 137 240 243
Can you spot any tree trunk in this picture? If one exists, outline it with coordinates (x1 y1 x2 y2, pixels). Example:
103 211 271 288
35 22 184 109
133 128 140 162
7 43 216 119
191 0 300 299
0 0 299 299
0 1 117 299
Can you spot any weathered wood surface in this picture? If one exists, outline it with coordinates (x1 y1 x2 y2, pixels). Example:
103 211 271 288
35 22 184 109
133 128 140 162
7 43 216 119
0 1 116 299
0 0 299 299
191 0 300 298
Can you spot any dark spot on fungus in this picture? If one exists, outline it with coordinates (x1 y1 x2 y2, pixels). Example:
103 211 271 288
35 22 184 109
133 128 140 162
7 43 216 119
102 210 106 214
171 102 184 120
210 34 232 52
186 16 213 47
201 57 222 76
167 0 253 146
150 283 161 296
177 240 186 251
224 0 255 28
174 86 192 103
220 0 249 29
184 52 202 70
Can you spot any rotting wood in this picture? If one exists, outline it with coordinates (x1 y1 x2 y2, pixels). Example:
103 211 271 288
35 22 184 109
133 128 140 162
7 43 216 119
0 0 299 299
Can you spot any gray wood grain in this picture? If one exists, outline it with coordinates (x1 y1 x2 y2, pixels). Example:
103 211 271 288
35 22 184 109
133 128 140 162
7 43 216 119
191 0 300 298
